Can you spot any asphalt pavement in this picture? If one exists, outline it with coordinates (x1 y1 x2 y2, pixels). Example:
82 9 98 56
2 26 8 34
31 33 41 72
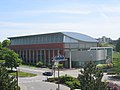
19 66 120 90
18 66 71 90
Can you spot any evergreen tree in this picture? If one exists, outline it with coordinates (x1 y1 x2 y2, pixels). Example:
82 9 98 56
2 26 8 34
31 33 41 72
0 65 20 90
116 38 120 52
78 62 109 90
0 42 2 49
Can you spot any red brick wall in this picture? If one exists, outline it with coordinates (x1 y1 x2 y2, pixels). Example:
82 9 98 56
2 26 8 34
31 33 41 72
9 43 64 50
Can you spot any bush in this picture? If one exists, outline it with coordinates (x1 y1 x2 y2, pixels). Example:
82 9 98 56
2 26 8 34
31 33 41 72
36 61 44 67
59 75 80 89
65 81 74 89
58 64 63 69
47 77 58 82
65 80 80 90
47 75 80 90
97 64 113 69
59 75 75 83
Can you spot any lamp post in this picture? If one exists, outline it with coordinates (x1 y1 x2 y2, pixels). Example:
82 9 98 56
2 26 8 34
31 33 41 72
53 55 67 90
57 66 60 90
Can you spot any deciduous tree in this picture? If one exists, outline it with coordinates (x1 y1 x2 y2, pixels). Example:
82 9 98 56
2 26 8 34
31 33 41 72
2 48 22 70
2 39 10 48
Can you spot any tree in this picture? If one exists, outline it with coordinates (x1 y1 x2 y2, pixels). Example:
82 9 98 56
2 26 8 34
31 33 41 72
112 53 120 74
2 39 10 48
2 48 22 70
0 65 20 90
0 42 2 49
78 62 108 90
116 38 120 52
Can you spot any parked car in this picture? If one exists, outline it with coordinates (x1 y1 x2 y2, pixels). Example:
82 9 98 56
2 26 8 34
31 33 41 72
42 72 53 76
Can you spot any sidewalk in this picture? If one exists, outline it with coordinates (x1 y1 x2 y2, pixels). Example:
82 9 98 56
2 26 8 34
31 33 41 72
19 84 28 90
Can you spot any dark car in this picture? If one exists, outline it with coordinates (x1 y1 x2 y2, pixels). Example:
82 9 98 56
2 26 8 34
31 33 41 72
42 72 53 76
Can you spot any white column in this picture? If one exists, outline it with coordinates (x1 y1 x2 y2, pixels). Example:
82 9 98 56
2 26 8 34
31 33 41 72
57 50 60 56
33 50 35 63
40 50 42 61
44 50 46 65
36 50 38 62
69 50 72 69
53 50 55 58
26 50 28 63
48 50 50 64
22 50 24 62
29 50 31 63
19 50 21 58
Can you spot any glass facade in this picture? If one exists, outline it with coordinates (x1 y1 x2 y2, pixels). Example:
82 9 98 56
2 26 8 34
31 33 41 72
10 33 63 45
64 36 97 49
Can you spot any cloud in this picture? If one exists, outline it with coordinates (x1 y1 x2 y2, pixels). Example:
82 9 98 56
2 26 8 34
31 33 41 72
0 22 32 27
0 8 92 19
96 5 120 21
0 21 120 41
101 6 120 13
28 9 91 15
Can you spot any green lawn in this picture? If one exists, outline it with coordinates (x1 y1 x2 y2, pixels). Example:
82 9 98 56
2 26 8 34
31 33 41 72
0 60 5 63
9 71 37 77
113 52 120 60
21 64 36 68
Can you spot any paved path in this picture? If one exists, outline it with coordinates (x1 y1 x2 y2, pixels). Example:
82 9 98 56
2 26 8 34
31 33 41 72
102 73 120 85
19 66 70 90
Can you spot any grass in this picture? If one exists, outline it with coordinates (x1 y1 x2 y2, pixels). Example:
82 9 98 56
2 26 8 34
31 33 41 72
9 71 37 77
0 60 5 63
113 52 120 59
21 63 36 68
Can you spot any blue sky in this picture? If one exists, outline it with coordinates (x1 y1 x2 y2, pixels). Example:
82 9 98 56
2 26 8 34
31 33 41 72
0 0 120 41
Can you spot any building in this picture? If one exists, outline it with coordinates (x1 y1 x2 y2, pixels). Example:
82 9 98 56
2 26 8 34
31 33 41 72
8 32 111 68
97 36 112 43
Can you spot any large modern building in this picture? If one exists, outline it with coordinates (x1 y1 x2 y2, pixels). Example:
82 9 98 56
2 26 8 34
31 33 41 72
8 32 112 68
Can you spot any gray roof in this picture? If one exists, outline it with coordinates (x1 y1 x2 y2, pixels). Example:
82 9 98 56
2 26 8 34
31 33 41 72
8 31 98 43
61 32 98 42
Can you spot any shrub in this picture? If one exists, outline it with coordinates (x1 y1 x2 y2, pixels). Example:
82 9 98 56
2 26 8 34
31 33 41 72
47 77 58 82
65 80 80 90
59 75 80 89
59 75 75 83
65 81 74 89
97 64 113 69
47 75 80 90
58 64 63 69
36 61 43 67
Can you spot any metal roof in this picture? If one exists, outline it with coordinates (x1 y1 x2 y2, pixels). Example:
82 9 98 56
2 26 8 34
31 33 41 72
61 32 98 42
8 32 98 42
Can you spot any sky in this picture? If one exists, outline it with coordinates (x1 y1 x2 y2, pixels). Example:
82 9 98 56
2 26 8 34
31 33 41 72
0 0 120 41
